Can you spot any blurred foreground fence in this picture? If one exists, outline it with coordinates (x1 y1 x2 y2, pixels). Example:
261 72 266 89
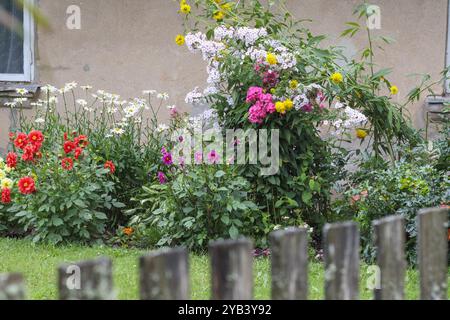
0 208 448 300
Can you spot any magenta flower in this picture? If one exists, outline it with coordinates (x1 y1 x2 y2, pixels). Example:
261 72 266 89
162 153 173 165
248 101 267 124
302 103 313 112
246 86 263 103
246 87 275 123
260 93 275 114
262 70 279 88
194 151 203 164
207 150 220 164
161 147 173 165
265 102 276 114
157 171 167 184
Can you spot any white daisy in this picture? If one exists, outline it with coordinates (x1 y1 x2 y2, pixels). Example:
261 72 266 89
16 88 29 95
157 124 169 132
76 99 88 107
111 127 125 135
157 92 169 100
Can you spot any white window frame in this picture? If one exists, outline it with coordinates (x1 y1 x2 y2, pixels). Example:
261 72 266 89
0 0 35 82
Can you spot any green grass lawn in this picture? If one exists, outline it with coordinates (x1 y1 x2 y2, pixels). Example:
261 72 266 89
0 237 441 300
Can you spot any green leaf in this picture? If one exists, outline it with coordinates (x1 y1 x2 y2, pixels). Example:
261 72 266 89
229 225 239 239
74 199 87 208
214 170 226 178
301 191 313 205
52 217 64 226
221 215 230 225
112 202 125 208
94 212 107 220
15 211 29 217
183 207 194 214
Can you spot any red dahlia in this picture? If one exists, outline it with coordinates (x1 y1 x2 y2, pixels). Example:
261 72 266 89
63 141 76 154
75 135 89 148
1 188 11 204
21 144 35 162
14 132 28 149
28 130 44 146
6 152 18 168
61 158 74 171
74 147 83 160
18 177 36 195
104 160 116 174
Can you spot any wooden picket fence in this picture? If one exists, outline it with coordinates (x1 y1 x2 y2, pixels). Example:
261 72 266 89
0 207 448 300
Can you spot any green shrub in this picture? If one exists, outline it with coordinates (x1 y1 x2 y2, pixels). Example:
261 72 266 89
128 161 266 250
333 145 449 264
2 130 123 244
176 0 444 235
10 84 176 228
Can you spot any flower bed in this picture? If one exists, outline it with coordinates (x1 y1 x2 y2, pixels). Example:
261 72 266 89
0 1 448 262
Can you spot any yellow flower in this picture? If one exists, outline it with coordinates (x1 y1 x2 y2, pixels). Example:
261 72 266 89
180 4 191 14
1 178 13 189
4 166 12 173
356 129 368 139
266 53 278 65
175 34 185 46
275 101 286 114
0 169 5 180
213 11 225 21
289 80 299 89
390 85 398 95
330 72 343 84
284 99 293 111
221 3 232 11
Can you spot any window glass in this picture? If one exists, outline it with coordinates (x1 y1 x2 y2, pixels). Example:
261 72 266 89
0 0 24 74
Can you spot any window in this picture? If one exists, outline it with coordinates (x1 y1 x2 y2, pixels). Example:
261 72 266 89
0 0 34 82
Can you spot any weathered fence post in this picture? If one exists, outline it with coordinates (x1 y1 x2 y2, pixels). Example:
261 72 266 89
323 222 359 300
270 227 308 300
0 273 26 300
209 238 253 300
418 207 448 300
139 247 189 300
373 215 406 300
58 257 114 300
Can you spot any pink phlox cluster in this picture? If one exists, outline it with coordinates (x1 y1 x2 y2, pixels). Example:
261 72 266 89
246 86 275 124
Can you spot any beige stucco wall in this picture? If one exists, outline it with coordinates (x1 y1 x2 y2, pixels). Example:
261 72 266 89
0 0 448 152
